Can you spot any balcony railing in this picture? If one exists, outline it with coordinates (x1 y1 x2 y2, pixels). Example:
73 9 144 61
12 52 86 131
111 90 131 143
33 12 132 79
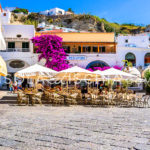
0 48 30 52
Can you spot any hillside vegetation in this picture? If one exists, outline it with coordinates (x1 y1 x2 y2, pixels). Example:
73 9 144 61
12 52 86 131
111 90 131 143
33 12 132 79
11 12 146 34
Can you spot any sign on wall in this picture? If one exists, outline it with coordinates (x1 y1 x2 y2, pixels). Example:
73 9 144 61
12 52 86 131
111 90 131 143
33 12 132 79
67 55 87 61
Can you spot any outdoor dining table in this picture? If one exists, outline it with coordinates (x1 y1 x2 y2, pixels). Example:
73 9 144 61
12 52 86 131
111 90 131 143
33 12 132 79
24 92 36 105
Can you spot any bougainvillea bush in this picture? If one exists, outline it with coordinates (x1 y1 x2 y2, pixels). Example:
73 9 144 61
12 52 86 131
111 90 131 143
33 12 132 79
31 35 69 71
88 65 123 72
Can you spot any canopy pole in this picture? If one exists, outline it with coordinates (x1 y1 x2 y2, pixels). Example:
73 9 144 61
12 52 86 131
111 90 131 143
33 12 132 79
67 81 68 92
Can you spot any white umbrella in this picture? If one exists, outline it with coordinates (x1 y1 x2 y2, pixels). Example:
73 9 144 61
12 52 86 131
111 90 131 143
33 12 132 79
15 64 57 79
59 66 92 73
124 67 141 78
94 70 106 76
55 66 99 81
0 11 6 50
102 68 135 80
0 56 7 76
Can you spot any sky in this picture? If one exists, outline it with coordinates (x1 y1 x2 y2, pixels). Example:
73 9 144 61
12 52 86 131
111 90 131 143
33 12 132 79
1 0 150 25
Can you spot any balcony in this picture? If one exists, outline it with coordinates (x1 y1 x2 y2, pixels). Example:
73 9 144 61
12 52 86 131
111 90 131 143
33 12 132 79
0 48 30 52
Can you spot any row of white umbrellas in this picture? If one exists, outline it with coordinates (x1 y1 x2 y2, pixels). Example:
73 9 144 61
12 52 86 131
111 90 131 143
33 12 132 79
15 64 140 82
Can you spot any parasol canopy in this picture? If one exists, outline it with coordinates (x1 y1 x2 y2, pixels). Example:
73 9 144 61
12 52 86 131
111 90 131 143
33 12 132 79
15 64 57 79
55 66 101 81
124 67 141 78
102 68 135 80
0 56 7 76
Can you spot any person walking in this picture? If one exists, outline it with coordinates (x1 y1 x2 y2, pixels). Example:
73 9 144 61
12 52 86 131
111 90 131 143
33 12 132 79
9 81 13 93
13 81 18 93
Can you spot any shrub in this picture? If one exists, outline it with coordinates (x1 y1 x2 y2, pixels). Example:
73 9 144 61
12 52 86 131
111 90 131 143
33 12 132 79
13 8 28 14
144 70 150 94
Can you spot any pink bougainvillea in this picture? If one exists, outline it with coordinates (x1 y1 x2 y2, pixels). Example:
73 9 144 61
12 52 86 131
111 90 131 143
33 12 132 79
31 35 69 71
88 66 123 71
113 65 123 70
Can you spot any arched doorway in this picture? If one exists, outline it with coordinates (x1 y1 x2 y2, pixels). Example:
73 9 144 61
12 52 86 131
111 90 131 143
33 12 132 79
125 53 136 66
145 53 150 67
86 60 109 70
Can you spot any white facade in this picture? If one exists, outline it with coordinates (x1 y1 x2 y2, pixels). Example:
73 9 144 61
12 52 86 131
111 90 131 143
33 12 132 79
117 34 150 48
0 5 7 50
67 54 117 69
117 33 150 68
40 8 65 16
2 25 35 39
0 25 40 73
0 10 11 25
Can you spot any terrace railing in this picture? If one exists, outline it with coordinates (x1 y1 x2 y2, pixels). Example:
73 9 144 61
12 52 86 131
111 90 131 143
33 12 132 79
0 48 30 52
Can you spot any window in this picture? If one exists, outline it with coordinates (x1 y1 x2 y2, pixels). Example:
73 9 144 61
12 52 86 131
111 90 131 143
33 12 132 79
78 46 81 53
93 46 98 53
22 42 29 48
58 11 62 14
125 53 136 66
145 53 150 67
9 60 25 68
99 46 105 53
83 46 91 53
22 42 29 52
3 13 6 16
17 34 22 38
102 47 105 53
63 46 70 53
125 39 128 43
8 42 15 48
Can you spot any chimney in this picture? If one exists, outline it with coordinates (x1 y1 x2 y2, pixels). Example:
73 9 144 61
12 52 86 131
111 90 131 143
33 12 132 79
0 3 3 12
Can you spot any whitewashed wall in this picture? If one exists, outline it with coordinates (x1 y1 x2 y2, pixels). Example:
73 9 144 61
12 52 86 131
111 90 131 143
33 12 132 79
117 34 150 48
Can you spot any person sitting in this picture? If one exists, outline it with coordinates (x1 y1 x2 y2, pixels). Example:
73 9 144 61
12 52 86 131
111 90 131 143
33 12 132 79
99 83 103 94
81 86 88 99
18 85 23 91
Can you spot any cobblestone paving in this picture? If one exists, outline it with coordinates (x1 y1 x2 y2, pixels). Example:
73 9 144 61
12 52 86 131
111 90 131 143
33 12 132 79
0 96 150 149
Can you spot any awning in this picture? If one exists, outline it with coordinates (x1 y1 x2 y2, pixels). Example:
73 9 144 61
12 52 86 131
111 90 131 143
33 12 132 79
0 56 7 76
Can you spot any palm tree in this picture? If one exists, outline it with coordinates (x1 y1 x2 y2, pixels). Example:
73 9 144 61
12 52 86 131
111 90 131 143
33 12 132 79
122 60 133 70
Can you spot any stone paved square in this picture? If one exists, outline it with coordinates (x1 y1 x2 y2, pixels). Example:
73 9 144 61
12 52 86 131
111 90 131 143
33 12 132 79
0 94 150 150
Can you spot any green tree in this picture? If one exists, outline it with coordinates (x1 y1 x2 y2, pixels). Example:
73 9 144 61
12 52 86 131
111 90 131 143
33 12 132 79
144 70 150 94
27 13 39 20
68 8 74 13
13 8 28 14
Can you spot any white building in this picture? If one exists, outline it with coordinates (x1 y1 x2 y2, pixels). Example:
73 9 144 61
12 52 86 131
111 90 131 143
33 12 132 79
0 25 39 79
39 24 80 32
0 4 11 25
117 33 150 68
39 8 65 16
4 7 17 12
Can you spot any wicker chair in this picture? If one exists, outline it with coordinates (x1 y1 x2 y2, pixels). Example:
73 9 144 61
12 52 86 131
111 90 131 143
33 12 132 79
43 91 52 103
32 93 43 105
52 93 64 105
17 92 29 105
135 94 145 107
142 95 149 108
66 93 78 105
